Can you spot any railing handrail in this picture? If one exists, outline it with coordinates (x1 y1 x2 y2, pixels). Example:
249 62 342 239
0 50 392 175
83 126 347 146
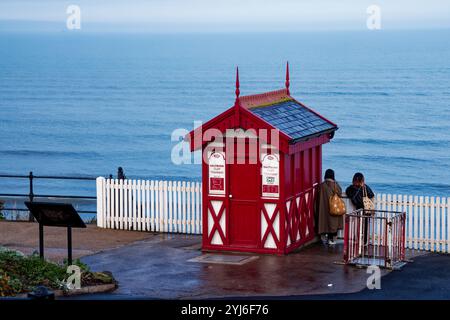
0 193 96 199
0 208 96 214
346 208 406 219
0 172 99 220
0 174 97 180
285 183 319 201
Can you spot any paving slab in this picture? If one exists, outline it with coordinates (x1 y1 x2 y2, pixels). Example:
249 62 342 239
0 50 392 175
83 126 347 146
257 253 450 300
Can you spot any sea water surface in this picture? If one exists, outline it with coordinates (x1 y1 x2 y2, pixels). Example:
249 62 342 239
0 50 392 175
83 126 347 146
0 30 449 201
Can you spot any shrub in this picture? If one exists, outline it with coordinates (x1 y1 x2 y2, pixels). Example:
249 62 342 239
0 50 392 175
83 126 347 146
0 249 115 296
0 271 15 296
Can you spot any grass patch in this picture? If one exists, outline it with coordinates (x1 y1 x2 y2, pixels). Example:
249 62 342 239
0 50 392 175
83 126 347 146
0 249 116 297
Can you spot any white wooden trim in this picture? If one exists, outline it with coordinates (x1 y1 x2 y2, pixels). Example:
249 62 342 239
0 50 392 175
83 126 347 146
447 198 450 253
186 181 191 234
106 179 111 229
430 196 435 252
182 181 186 234
96 177 105 227
114 179 118 229
419 196 423 251
424 196 429 251
436 197 441 252
168 181 173 233
413 195 418 250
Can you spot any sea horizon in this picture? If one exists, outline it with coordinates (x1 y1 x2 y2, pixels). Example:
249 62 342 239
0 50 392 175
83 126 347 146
1 29 450 198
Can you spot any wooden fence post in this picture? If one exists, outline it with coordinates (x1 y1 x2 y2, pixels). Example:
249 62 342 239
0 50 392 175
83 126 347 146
96 177 105 228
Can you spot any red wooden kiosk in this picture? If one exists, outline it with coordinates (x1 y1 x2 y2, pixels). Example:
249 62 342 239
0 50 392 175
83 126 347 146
186 64 338 254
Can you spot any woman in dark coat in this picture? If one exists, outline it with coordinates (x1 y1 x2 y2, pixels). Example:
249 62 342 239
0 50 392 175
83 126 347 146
345 172 375 244
315 169 343 245
345 172 374 210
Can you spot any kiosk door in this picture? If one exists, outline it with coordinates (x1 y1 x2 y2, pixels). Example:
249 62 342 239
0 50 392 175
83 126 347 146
228 158 259 247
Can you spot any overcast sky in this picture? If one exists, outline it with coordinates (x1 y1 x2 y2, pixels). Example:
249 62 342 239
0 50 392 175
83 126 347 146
1 0 449 32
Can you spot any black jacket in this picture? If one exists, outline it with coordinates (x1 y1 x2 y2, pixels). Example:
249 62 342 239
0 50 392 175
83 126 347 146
345 184 374 210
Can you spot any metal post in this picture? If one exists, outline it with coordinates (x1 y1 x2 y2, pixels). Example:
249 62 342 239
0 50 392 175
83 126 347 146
67 227 72 265
29 171 34 221
384 219 388 268
39 223 44 259
29 171 34 201
343 215 349 262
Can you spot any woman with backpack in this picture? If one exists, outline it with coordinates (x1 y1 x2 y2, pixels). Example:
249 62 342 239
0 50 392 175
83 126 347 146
315 169 345 245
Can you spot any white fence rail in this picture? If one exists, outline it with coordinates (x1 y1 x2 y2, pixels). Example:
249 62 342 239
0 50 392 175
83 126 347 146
96 177 202 234
374 194 449 253
96 177 450 253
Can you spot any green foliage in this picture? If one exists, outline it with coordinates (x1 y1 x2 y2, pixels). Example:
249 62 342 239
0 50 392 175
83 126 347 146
0 249 115 296
0 271 14 296
63 258 90 272
84 271 114 284
0 250 66 293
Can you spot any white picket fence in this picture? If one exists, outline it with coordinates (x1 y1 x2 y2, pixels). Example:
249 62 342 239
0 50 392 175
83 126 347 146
371 194 450 253
96 177 202 234
96 177 450 253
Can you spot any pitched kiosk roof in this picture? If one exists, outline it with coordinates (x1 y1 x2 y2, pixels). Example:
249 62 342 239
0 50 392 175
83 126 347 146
186 65 338 151
240 89 337 142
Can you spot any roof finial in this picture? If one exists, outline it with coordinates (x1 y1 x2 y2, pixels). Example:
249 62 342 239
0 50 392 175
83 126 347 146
235 66 240 101
285 61 290 95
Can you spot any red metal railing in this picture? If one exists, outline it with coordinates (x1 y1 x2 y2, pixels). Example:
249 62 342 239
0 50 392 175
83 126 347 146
284 184 319 253
344 209 406 269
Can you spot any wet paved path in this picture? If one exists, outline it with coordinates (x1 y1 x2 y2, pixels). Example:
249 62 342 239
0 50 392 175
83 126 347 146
79 233 428 299
294 253 450 300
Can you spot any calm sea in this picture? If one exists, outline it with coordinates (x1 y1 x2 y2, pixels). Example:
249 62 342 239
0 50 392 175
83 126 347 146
1 30 449 203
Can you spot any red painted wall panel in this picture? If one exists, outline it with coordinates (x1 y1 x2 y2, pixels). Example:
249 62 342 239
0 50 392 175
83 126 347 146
202 135 327 254
315 145 322 184
293 151 302 194
303 149 311 188
283 153 292 198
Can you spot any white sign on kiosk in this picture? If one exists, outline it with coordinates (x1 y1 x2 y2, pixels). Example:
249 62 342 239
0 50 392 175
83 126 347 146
261 153 279 198
208 151 226 196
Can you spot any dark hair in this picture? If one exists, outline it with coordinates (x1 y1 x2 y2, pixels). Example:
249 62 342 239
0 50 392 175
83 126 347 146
352 172 365 185
324 169 335 180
